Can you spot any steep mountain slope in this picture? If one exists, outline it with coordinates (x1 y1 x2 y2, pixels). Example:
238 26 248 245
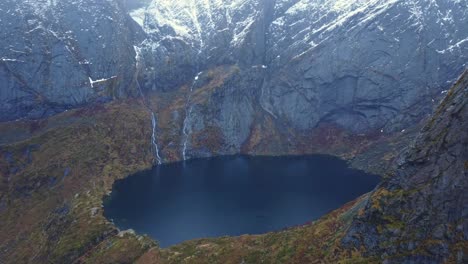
0 0 141 121
264 0 467 132
1 0 467 161
342 70 467 263
128 0 468 160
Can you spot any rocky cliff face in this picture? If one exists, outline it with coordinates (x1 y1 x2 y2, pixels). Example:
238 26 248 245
1 0 467 162
135 0 467 135
3 1 467 128
0 0 141 121
343 70 467 263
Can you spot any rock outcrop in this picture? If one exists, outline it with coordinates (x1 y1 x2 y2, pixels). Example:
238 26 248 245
343 70 468 263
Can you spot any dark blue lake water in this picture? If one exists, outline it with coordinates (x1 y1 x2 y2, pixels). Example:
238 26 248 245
104 155 379 247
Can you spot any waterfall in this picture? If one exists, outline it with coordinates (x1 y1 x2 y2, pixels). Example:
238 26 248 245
134 45 163 164
182 71 202 161
180 24 205 161
151 112 163 165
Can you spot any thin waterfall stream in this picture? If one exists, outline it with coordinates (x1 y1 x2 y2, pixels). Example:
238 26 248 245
134 45 162 164
181 33 205 161
181 71 202 161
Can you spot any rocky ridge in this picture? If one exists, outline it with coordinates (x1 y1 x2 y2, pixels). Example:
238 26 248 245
342 70 467 263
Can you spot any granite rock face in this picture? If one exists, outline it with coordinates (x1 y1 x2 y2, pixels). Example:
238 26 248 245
0 0 141 121
1 0 467 156
135 0 468 135
342 71 468 263
262 0 468 132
